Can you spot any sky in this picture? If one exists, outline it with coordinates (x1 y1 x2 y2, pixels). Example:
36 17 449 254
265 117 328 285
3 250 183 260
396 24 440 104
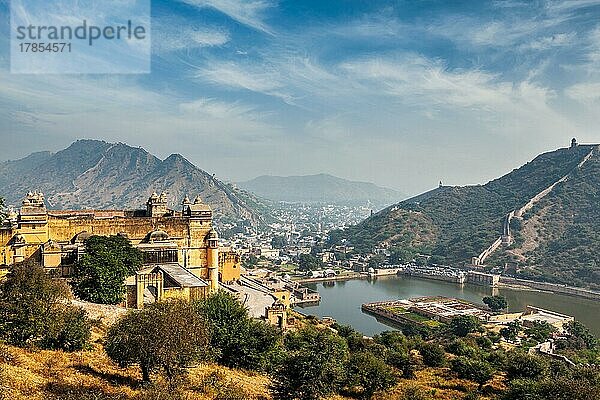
1 0 600 196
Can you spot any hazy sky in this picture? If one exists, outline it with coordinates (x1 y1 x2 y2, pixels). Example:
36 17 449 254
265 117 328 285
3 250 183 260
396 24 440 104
1 0 600 195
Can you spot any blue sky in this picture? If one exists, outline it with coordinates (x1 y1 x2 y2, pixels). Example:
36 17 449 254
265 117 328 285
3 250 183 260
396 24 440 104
1 0 600 195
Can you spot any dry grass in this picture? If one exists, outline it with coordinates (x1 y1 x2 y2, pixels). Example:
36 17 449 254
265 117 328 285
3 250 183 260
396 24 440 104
0 341 272 400
1 342 510 400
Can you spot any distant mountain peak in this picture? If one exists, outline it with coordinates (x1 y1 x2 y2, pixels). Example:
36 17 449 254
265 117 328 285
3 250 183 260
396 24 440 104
239 173 403 206
0 140 265 225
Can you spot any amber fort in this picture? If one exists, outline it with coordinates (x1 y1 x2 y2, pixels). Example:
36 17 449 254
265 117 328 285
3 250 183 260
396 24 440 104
0 191 241 309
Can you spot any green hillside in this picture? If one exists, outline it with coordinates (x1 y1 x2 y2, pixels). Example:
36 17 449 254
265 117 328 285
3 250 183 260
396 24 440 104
331 144 600 288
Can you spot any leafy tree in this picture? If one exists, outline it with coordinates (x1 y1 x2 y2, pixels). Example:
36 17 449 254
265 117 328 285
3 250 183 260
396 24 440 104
195 291 282 371
387 349 416 378
446 339 479 358
500 321 522 342
336 324 368 352
374 330 408 351
563 321 598 350
40 306 91 352
483 295 508 312
476 335 493 350
505 352 548 381
0 261 90 351
242 254 260 269
390 248 415 264
450 315 483 337
503 378 541 400
296 253 324 272
419 342 446 367
450 357 494 388
105 300 210 383
271 326 349 400
525 321 556 343
71 235 143 304
271 235 287 249
345 351 397 399
368 254 386 269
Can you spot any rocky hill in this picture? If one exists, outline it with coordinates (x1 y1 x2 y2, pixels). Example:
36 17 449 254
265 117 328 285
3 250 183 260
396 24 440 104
238 173 403 206
0 140 267 225
331 142 600 289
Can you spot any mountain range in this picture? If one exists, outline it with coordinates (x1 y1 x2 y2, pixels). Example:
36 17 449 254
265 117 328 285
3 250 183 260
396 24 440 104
238 174 403 206
0 140 267 224
331 141 600 289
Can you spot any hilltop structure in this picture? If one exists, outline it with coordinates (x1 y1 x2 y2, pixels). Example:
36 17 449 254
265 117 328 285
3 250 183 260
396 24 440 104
0 191 241 308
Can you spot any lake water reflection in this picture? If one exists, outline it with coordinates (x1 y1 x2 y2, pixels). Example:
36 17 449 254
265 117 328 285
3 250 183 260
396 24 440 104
296 275 600 337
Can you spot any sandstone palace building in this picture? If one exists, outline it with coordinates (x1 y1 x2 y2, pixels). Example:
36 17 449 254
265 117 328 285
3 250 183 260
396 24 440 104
0 192 241 308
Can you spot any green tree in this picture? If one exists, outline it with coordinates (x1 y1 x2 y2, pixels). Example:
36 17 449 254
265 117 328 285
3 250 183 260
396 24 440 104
563 321 598 350
105 300 210 383
387 349 416 378
345 351 397 399
336 324 367 352
271 235 287 249
297 253 324 272
419 342 446 367
505 352 548 381
40 306 91 352
446 339 480 358
390 248 415 264
450 357 494 388
242 254 260 269
0 261 90 351
71 235 143 304
525 321 556 343
368 254 386 269
195 291 282 371
500 321 522 342
450 315 483 337
271 327 349 400
483 295 508 312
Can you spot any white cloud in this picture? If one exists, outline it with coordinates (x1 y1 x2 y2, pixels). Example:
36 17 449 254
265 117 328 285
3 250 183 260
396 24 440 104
179 0 275 34
565 82 600 105
544 0 600 13
154 27 229 52
152 14 230 53
519 32 576 51
340 55 514 109
196 61 295 103
179 98 258 119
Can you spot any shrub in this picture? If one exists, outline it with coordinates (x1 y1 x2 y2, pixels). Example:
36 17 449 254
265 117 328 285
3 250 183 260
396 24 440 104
345 351 397 399
505 352 548 381
450 357 494 388
271 327 348 400
195 291 283 371
40 306 91 352
419 342 446 367
387 349 416 378
0 262 90 351
446 338 480 358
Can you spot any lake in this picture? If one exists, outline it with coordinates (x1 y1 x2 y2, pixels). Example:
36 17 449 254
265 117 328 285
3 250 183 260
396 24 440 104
296 275 600 336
